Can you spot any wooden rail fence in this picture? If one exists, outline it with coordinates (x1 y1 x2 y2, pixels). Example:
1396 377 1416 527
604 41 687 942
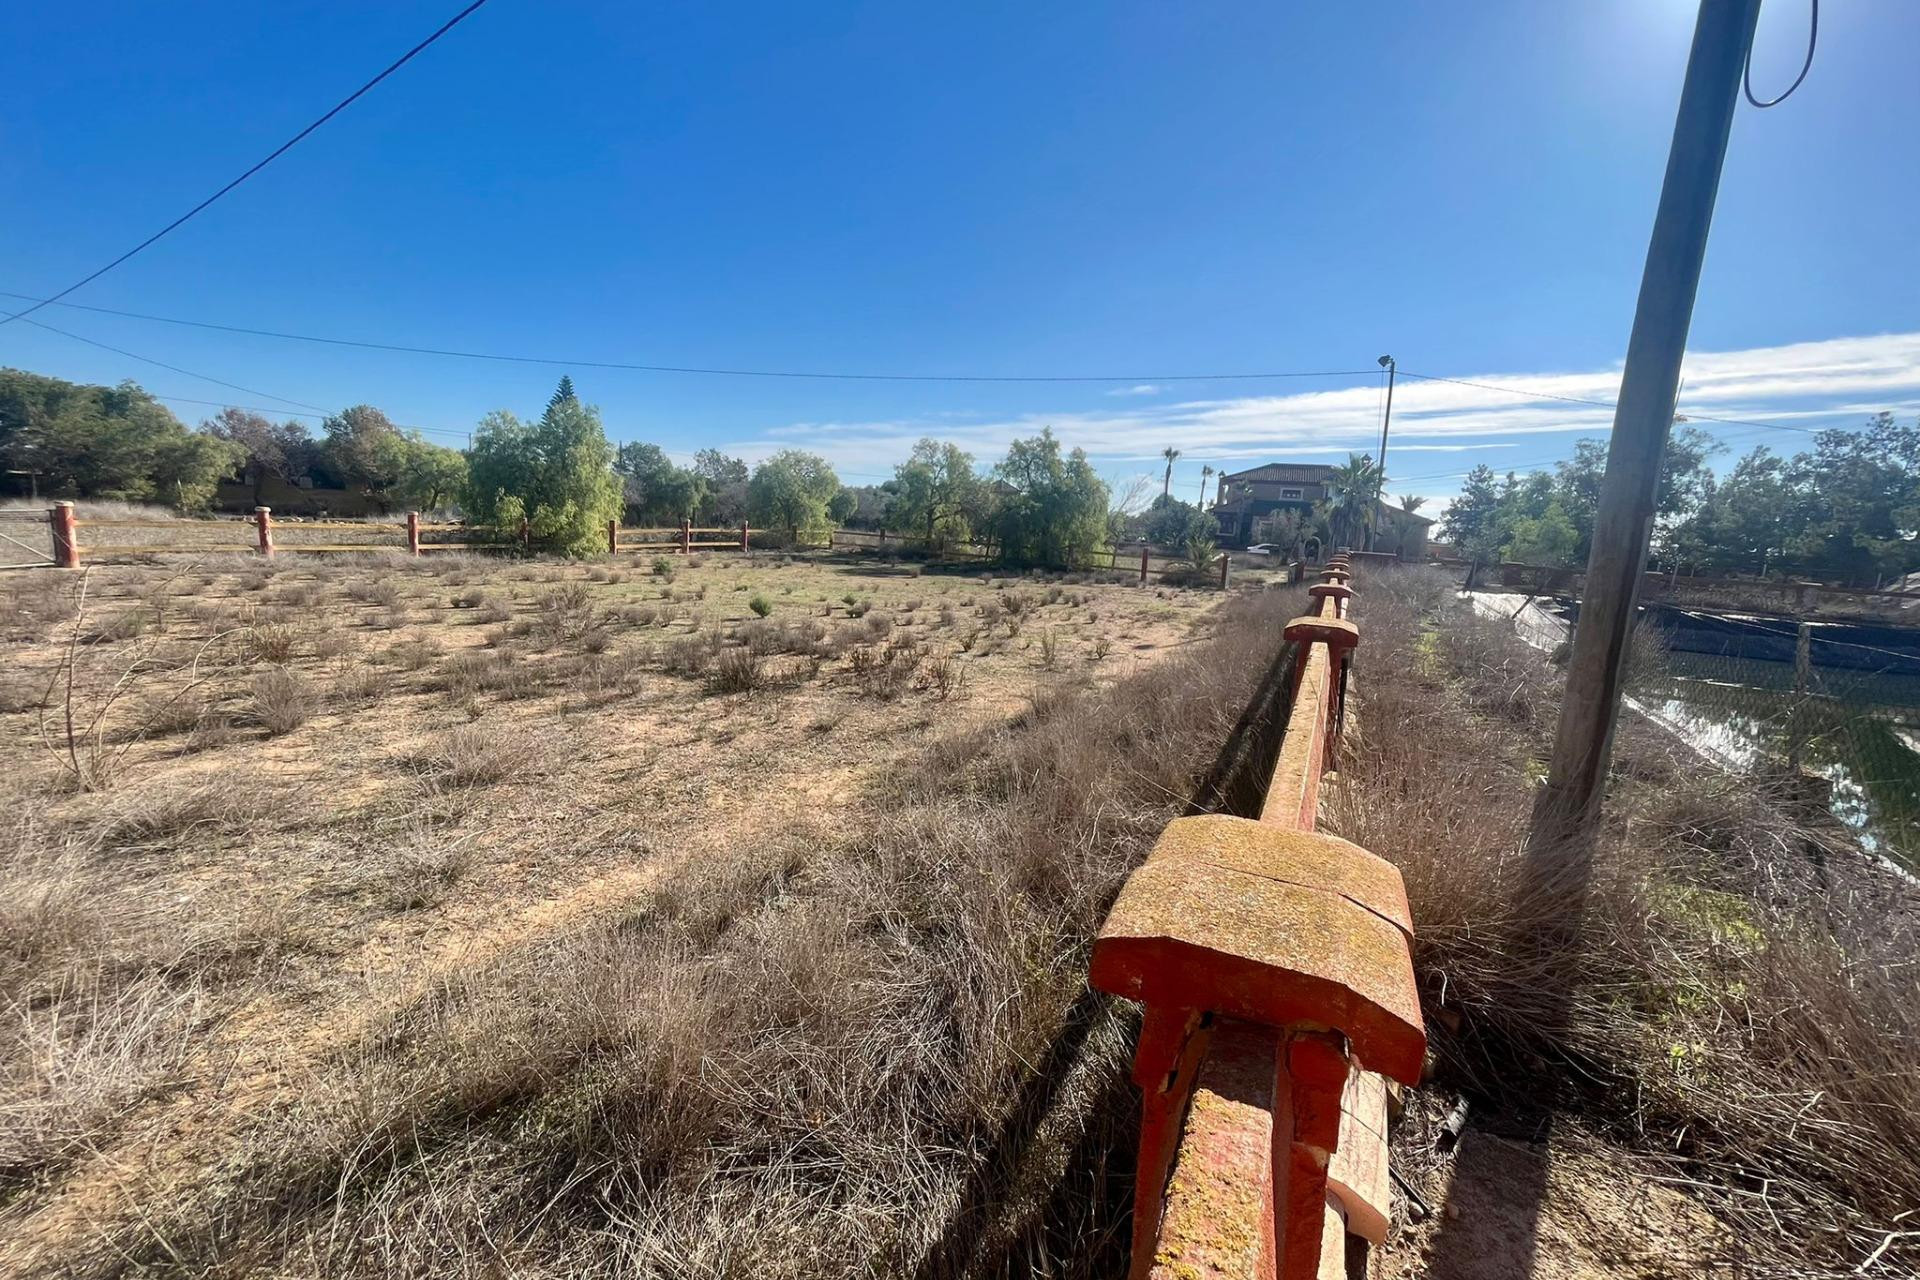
24 502 753 566
1089 555 1423 1279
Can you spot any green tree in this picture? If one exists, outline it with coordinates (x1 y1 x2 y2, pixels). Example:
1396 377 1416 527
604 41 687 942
1553 426 1719 563
462 380 622 557
395 436 468 511
1441 464 1504 584
0 370 236 506
614 441 707 525
692 447 750 524
1786 414 1920 585
1142 494 1201 545
1160 446 1181 498
890 439 983 551
748 450 843 541
828 486 858 526
993 428 1109 569
323 405 409 509
1502 500 1580 566
202 408 317 504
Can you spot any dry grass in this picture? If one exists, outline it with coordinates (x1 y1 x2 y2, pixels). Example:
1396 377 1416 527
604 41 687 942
423 722 528 788
251 668 311 736
6 578 1299 1278
0 549 1281 1279
1330 567 1920 1276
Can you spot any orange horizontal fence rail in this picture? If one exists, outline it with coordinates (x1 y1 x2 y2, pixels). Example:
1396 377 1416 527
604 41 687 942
1089 554 1422 1279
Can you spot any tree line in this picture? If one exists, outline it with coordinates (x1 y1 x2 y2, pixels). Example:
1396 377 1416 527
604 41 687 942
1441 415 1920 587
0 369 1122 568
0 367 466 514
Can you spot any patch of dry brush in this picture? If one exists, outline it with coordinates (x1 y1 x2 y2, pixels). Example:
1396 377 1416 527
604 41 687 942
1330 567 1920 1276
61 589 1302 1279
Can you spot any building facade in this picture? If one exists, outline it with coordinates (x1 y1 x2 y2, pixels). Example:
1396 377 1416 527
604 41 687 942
1211 462 1433 558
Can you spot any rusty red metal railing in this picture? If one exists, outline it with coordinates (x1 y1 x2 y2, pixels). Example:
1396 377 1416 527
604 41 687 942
1090 554 1423 1279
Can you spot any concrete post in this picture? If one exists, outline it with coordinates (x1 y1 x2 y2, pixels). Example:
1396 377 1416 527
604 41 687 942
254 506 275 558
406 511 421 556
607 519 619 555
1218 551 1230 591
49 501 78 569
680 517 691 555
740 521 750 552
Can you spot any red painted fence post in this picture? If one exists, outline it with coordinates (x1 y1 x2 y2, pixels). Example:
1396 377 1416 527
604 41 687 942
607 519 619 555
1139 544 1150 586
49 501 79 569
254 506 275 558
681 517 691 555
406 511 421 556
520 517 531 551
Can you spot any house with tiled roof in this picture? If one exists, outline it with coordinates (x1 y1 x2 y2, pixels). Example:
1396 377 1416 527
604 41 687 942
1211 462 1433 557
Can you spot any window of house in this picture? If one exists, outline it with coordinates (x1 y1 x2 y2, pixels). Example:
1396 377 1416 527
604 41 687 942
1279 487 1303 499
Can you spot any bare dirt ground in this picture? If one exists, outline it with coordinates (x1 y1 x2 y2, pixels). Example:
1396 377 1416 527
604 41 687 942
0 547 1268 1276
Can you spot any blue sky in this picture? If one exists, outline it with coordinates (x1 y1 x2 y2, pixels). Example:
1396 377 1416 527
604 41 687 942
3 1 1916 509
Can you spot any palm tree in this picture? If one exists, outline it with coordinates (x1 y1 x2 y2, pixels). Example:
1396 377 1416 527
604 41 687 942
1322 453 1382 550
1199 464 1215 506
1397 493 1426 515
1161 446 1181 498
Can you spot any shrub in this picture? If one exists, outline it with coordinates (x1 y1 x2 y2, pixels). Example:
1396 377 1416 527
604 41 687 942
251 668 311 736
333 667 390 706
1037 627 1060 669
386 636 443 671
427 723 523 787
748 593 773 617
662 634 716 677
652 557 674 576
922 653 970 701
346 578 402 607
709 647 766 694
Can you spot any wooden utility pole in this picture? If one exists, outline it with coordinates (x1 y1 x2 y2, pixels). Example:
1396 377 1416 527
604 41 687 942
1531 0 1763 855
1368 355 1395 552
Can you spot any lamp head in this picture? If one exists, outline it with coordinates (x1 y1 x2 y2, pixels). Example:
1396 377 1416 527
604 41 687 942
1377 354 1394 368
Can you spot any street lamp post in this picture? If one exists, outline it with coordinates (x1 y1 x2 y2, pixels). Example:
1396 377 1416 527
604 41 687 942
1369 354 1396 551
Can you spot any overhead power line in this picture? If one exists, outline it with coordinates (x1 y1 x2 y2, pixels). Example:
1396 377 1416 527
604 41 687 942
1397 368 1822 435
0 289 1376 384
0 0 492 329
19 317 332 415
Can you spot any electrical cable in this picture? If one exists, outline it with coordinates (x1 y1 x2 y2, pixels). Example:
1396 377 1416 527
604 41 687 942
0 0 491 329
1745 0 1818 109
0 287 1380 383
18 317 332 414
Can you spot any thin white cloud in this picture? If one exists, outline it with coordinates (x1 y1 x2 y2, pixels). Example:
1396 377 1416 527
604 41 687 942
1106 384 1163 397
719 331 1920 493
